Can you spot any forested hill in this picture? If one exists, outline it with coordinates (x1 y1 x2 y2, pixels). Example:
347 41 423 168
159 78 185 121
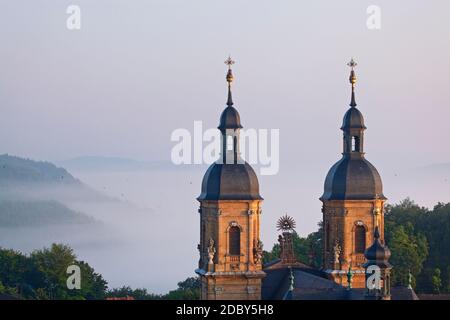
0 154 102 227
0 200 94 227
0 154 80 185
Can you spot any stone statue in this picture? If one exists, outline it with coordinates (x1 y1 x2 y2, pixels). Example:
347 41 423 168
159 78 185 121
278 235 285 253
333 241 341 264
207 238 216 265
253 239 264 264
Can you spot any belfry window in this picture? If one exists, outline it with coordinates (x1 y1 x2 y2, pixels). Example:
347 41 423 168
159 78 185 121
355 225 366 254
229 226 240 255
227 135 234 151
351 136 360 152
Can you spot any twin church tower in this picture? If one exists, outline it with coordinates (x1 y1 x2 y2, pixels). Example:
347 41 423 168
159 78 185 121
195 58 387 299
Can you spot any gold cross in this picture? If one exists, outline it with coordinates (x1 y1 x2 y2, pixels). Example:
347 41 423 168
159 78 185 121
347 58 357 70
224 55 235 69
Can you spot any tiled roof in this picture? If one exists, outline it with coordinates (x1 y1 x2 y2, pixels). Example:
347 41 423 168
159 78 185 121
262 262 419 300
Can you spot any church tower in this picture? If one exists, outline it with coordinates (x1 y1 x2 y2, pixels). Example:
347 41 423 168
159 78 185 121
320 59 386 288
195 57 265 300
363 226 392 300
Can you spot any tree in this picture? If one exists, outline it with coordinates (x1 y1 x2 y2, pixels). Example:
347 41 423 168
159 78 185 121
385 198 450 293
447 266 450 293
106 277 201 300
164 277 200 300
431 268 442 294
262 246 280 265
385 224 428 287
262 221 323 268
106 286 161 300
0 243 107 300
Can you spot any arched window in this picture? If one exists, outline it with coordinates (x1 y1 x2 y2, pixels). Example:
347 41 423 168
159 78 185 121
227 135 234 151
229 226 240 255
355 225 366 253
326 223 331 251
351 136 360 152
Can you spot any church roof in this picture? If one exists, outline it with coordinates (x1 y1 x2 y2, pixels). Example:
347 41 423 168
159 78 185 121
363 226 392 268
198 161 262 201
262 264 419 300
321 156 385 200
218 105 242 130
341 106 366 130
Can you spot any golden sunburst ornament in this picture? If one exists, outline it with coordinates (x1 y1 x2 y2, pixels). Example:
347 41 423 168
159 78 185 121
277 215 296 232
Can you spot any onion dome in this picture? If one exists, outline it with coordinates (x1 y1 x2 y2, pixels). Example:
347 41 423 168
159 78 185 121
341 107 366 130
218 106 242 130
322 157 384 200
198 162 262 200
363 227 392 269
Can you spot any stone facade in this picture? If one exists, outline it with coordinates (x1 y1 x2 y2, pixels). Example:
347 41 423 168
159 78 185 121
196 200 265 300
322 198 385 288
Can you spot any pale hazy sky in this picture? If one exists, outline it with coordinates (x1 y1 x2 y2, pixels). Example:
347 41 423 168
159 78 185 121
1 1 450 234
1 0 449 166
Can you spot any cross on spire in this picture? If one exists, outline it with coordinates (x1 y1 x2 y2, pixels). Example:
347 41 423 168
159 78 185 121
225 56 235 105
347 58 357 70
224 55 235 69
347 58 358 107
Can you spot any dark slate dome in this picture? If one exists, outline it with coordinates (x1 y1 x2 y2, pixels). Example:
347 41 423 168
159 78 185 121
321 157 385 201
198 162 262 201
341 107 366 129
218 106 243 130
363 227 392 268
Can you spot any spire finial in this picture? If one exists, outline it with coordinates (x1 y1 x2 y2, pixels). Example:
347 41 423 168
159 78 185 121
374 226 380 240
288 267 295 291
224 55 235 106
347 263 353 290
347 58 357 107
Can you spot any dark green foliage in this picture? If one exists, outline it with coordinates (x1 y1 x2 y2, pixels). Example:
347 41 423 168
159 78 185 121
384 222 428 287
164 277 200 300
385 198 450 293
262 246 280 265
263 222 323 268
0 244 107 299
106 277 201 300
106 286 162 300
1 242 200 300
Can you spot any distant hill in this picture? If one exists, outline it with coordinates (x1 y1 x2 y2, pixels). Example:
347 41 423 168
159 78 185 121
58 156 150 172
57 156 203 172
0 154 80 185
0 154 107 227
0 200 95 227
0 154 116 202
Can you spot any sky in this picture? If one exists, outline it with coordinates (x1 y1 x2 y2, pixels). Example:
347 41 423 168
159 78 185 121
1 0 449 166
0 1 450 289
